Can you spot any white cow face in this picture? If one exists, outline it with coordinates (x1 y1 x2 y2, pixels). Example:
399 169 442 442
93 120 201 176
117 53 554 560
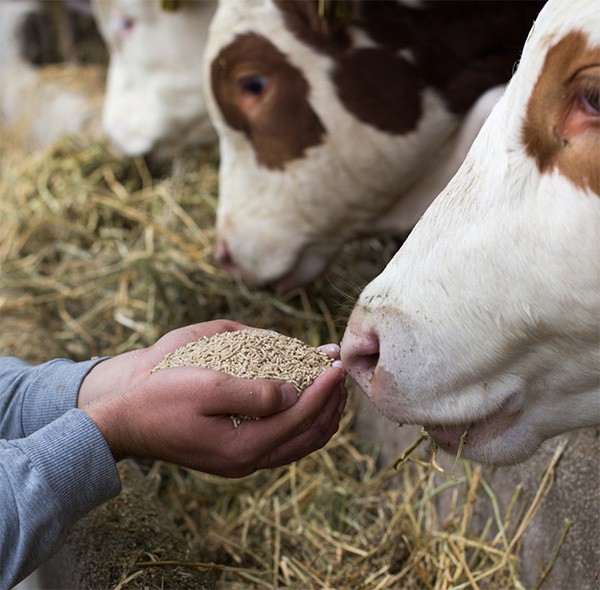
92 0 217 159
341 0 600 466
204 0 542 291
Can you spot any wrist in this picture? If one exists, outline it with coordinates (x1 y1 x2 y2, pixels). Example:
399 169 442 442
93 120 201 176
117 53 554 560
82 398 128 462
77 351 143 408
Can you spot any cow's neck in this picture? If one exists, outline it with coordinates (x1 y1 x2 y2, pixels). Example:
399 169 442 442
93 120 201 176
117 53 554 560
372 85 506 236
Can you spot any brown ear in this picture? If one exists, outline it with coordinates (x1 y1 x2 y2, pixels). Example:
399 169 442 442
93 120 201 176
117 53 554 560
274 0 355 54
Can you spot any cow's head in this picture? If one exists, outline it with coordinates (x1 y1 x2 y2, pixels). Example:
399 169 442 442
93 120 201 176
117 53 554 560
204 0 543 291
92 0 217 159
341 0 600 466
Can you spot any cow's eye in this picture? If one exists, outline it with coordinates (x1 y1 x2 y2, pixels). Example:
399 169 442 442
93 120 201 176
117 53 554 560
239 75 268 96
581 85 599 115
111 16 135 38
121 18 135 33
573 67 599 117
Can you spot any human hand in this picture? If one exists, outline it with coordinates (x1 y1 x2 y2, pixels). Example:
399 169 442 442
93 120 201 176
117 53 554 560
79 320 347 477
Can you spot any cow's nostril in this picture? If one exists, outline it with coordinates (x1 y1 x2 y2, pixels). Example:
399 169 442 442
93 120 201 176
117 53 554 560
341 331 380 396
216 239 236 273
353 349 380 382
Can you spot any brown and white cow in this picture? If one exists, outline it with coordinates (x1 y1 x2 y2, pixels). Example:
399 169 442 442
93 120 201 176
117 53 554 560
204 0 544 290
341 0 600 466
91 0 217 160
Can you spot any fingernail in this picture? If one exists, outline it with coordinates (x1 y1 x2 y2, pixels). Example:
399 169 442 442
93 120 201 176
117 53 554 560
332 360 345 370
318 343 340 357
280 383 299 407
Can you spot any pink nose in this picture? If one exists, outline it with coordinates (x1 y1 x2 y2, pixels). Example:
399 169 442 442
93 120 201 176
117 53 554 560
340 327 380 398
216 239 239 277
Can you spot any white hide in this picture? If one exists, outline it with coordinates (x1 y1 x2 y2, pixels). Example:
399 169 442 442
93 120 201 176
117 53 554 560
341 0 600 465
0 0 39 63
0 0 104 151
92 0 217 159
204 0 499 290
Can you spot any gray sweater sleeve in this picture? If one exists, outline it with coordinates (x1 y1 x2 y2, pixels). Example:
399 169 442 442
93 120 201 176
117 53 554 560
0 358 121 588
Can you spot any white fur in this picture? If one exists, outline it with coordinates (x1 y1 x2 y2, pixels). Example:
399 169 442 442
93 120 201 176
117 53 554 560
341 0 600 465
92 0 217 158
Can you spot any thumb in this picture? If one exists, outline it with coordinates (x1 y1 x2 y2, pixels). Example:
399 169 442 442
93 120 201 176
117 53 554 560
204 374 299 417
153 366 300 417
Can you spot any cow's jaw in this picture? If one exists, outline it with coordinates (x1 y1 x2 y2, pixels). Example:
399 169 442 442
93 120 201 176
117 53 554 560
343 285 600 465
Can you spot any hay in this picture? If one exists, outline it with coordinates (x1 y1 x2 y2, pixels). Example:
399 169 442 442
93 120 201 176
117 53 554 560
0 135 561 588
129 405 568 590
0 135 377 360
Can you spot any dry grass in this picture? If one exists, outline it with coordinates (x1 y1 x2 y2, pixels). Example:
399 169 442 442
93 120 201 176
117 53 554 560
0 134 386 359
0 134 564 589
132 414 569 590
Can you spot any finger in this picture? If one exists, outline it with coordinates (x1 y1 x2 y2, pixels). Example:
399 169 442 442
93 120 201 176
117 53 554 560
211 379 346 478
234 366 346 451
201 373 300 417
148 366 300 417
256 380 347 469
194 363 345 419
317 343 341 360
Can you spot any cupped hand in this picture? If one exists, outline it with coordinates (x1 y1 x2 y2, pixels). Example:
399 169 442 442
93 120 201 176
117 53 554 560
79 320 347 477
78 320 253 406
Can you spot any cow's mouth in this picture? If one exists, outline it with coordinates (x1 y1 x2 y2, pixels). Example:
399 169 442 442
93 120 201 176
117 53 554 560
422 392 522 456
272 251 329 293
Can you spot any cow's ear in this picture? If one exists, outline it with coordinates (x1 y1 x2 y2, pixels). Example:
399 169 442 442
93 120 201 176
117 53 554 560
274 0 355 52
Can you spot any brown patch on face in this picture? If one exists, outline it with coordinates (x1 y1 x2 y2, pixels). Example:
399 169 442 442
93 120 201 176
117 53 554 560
276 1 544 134
210 33 326 170
522 32 600 197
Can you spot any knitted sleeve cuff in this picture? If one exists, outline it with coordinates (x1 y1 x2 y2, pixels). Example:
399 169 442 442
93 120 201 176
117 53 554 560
21 357 110 437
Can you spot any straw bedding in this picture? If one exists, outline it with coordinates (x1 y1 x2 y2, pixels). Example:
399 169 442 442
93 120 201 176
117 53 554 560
0 131 564 588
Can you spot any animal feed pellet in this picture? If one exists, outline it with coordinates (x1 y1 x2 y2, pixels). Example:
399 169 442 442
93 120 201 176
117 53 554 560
151 329 333 426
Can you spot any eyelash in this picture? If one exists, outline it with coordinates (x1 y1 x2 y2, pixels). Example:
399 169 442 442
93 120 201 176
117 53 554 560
572 75 600 116
580 86 599 114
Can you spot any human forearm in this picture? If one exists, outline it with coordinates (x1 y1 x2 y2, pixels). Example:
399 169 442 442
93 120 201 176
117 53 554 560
0 409 120 588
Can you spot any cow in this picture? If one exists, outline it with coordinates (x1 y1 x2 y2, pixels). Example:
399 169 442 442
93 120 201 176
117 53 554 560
203 0 545 291
91 0 217 161
340 0 599 467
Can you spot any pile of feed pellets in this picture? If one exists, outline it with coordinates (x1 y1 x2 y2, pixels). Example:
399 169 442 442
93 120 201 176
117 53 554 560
151 329 333 426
